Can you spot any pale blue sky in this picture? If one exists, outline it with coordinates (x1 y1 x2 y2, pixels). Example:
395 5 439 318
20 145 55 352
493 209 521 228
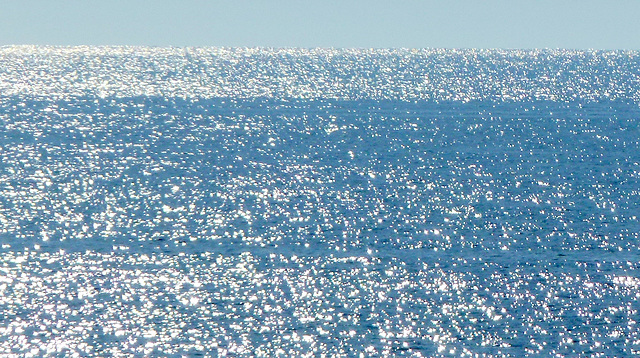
1 0 639 49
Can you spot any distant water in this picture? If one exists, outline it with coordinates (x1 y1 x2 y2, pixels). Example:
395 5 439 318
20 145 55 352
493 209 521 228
1 46 640 357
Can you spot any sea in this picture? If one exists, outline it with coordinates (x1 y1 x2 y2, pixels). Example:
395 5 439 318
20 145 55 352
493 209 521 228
1 46 640 357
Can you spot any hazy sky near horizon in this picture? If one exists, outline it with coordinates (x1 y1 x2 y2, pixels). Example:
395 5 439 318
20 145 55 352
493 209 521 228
1 0 639 49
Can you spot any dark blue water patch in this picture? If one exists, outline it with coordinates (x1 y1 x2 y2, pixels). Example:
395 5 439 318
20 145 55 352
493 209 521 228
1 96 640 258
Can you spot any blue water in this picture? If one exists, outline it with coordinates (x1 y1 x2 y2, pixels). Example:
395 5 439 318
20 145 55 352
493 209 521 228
2 47 640 356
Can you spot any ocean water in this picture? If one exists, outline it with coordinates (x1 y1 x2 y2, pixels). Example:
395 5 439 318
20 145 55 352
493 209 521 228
1 46 640 357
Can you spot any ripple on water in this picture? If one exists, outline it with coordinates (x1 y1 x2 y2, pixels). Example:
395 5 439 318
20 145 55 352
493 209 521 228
1 250 640 357
1 48 640 356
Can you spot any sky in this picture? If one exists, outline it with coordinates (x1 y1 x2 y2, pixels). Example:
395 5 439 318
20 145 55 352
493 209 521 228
1 0 639 49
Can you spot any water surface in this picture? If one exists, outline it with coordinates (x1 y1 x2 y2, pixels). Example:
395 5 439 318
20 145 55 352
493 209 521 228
1 47 640 357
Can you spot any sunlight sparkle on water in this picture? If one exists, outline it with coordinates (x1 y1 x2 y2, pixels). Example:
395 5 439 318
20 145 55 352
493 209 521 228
1 47 640 356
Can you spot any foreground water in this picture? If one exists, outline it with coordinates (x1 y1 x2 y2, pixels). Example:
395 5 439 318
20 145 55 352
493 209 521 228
1 47 640 356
